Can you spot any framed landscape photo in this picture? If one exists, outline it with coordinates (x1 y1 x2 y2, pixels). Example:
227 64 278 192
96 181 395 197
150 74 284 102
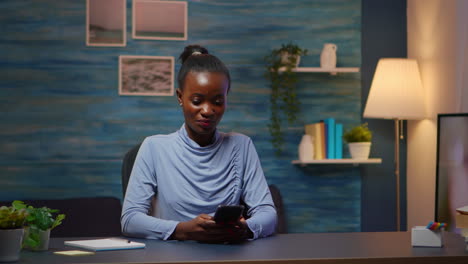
119 55 174 96
86 0 126 46
133 0 188 41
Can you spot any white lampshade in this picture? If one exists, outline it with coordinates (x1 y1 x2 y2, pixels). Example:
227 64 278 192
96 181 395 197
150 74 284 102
364 58 426 120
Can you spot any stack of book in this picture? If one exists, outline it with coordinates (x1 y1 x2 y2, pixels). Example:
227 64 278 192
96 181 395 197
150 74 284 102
304 118 343 160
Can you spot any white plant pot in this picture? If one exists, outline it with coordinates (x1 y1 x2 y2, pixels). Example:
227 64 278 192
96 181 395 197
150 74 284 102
0 228 24 262
280 52 301 67
348 142 371 159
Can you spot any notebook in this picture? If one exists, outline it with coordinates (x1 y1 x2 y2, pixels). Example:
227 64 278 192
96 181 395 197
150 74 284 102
64 238 145 251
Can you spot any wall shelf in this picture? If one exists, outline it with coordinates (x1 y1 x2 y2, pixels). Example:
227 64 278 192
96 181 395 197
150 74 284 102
292 158 382 166
278 67 360 75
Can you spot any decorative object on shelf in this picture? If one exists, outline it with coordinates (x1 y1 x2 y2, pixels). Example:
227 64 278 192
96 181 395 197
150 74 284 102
0 201 28 262
363 58 426 231
14 201 65 251
320 43 337 69
298 134 314 162
343 123 372 159
264 42 308 154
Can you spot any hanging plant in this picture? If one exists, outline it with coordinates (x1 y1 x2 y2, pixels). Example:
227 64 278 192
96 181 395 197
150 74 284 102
264 42 308 155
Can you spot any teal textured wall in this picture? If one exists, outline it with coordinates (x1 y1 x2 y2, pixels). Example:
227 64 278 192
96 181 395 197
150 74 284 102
0 0 361 233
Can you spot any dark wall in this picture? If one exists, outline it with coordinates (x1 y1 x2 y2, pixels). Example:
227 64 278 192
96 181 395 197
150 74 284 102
361 0 408 231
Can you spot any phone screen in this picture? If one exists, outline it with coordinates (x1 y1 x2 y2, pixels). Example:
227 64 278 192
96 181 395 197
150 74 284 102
213 205 244 225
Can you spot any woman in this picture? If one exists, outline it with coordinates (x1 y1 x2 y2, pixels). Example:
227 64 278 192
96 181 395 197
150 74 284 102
121 45 277 243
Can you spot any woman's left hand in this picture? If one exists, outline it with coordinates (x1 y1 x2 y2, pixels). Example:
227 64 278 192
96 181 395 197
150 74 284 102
216 217 253 243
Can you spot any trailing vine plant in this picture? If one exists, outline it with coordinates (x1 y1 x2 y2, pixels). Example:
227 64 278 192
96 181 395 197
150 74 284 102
264 42 308 155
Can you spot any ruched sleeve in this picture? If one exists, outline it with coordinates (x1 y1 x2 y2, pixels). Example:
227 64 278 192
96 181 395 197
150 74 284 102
241 138 277 239
120 138 179 240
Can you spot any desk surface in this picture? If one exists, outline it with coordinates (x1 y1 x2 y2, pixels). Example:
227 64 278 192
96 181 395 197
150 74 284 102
17 232 468 264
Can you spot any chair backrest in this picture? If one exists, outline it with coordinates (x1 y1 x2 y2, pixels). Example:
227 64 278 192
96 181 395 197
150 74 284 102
121 143 142 198
268 184 287 234
121 143 287 234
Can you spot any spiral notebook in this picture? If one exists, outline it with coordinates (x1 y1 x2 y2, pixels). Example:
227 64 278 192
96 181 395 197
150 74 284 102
64 238 145 251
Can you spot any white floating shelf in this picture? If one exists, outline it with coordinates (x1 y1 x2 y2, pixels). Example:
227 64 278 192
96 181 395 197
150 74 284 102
292 158 382 166
278 67 360 75
294 67 360 73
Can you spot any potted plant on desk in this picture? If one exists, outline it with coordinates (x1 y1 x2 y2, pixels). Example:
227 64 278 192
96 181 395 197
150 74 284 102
0 201 28 262
14 201 65 251
343 123 373 159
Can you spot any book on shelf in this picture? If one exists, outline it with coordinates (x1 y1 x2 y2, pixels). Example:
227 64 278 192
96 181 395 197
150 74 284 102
305 119 343 160
305 122 324 160
324 118 335 159
335 123 343 159
319 121 326 159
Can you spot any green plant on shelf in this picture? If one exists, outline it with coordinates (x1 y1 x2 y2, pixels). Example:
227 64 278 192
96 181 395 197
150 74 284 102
343 123 372 143
264 42 308 155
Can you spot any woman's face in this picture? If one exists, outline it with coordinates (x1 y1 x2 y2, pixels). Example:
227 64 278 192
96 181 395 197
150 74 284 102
177 71 229 146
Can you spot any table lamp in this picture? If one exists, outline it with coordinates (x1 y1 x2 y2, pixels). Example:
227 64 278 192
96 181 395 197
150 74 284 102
363 58 426 231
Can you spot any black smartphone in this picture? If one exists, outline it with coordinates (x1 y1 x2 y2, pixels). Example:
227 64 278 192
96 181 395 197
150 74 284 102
213 205 244 225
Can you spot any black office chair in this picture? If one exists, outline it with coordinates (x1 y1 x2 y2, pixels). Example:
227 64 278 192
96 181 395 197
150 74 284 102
121 143 287 234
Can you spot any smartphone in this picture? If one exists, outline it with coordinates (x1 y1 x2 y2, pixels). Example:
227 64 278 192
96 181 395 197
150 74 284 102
213 205 244 225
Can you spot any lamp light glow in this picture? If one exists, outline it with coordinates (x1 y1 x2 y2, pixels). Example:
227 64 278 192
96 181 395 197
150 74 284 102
364 58 426 120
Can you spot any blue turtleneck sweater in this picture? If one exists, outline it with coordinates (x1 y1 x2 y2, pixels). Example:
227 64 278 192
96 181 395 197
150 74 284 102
121 125 277 240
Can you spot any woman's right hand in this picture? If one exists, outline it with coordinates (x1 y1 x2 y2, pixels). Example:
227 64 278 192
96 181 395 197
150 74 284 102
171 214 247 243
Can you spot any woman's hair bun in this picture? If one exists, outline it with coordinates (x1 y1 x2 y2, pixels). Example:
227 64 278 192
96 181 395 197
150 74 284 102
179 45 209 64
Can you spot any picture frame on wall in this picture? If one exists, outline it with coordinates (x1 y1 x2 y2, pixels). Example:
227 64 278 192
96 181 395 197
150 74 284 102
133 0 188 41
86 0 126 46
119 55 174 96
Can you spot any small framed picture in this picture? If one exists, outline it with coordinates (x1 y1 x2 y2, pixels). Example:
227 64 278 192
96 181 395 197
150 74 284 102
133 0 188 41
86 0 126 46
119 55 174 96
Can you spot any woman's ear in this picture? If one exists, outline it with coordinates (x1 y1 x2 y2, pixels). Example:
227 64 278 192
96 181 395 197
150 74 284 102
176 89 183 106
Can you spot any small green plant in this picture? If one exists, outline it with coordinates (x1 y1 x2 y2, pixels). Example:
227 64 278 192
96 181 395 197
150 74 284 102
343 123 372 143
265 42 308 155
0 201 28 229
13 201 65 248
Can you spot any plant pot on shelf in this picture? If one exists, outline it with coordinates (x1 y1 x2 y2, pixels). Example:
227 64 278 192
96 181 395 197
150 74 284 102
0 228 24 262
348 142 371 159
280 52 301 67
